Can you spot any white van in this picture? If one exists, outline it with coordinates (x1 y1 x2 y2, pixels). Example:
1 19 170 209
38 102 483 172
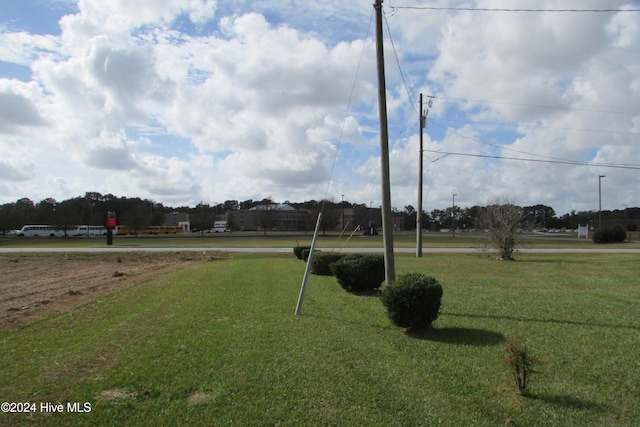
67 225 108 237
17 225 65 237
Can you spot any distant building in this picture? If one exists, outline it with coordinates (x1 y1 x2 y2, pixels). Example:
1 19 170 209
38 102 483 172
338 206 405 233
228 204 308 232
163 211 190 231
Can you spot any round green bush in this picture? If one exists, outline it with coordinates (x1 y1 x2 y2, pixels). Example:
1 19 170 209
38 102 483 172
381 273 443 329
293 246 312 260
330 254 385 292
311 252 347 276
301 248 317 262
592 228 605 243
593 225 626 243
610 225 627 242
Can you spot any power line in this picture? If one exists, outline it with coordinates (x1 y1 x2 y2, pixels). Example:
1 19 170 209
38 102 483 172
322 8 374 204
430 120 583 164
379 5 640 171
424 149 640 170
431 118 639 137
429 95 635 116
383 10 419 117
390 6 640 13
429 120 640 168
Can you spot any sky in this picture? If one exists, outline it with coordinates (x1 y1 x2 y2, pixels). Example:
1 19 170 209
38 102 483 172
0 0 639 215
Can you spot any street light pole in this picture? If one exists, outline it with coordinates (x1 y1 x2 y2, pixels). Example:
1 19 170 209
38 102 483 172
598 175 605 229
452 193 457 238
341 194 345 229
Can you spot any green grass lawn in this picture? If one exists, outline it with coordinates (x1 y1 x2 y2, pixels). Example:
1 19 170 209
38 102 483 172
1 253 639 426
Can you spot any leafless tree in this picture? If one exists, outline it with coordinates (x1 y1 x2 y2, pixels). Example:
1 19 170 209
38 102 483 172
193 202 214 236
255 199 278 236
318 200 341 236
476 199 531 260
121 205 151 236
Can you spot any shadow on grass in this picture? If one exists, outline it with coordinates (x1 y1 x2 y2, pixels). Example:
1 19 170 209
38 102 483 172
443 312 640 331
514 258 587 264
347 289 382 297
405 327 505 346
529 393 611 413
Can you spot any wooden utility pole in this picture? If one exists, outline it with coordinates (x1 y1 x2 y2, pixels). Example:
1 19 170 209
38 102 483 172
417 93 424 257
374 0 395 285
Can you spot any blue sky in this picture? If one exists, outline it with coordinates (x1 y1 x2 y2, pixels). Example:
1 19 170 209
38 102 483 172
1 0 639 215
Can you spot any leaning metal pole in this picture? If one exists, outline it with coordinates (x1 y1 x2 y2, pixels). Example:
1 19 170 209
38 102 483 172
295 211 322 315
374 0 395 285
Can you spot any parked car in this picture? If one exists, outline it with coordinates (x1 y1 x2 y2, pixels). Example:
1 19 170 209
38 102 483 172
210 227 230 233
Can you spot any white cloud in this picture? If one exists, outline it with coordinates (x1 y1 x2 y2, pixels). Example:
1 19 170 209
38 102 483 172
84 38 176 121
0 160 34 182
85 146 140 171
68 0 216 32
0 31 60 65
0 81 48 133
0 0 638 215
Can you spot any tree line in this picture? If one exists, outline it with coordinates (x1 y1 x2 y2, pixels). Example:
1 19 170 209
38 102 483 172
0 192 638 234
403 203 640 232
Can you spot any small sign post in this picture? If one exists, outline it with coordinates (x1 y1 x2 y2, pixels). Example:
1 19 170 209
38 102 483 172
106 212 116 245
577 224 589 239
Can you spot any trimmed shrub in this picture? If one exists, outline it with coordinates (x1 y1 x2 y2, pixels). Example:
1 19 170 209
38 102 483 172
593 227 609 243
611 225 627 242
311 252 347 276
593 225 626 243
293 246 311 260
330 254 385 292
381 273 443 329
592 228 606 243
300 249 321 262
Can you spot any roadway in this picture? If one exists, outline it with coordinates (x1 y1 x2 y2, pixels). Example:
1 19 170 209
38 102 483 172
0 247 638 254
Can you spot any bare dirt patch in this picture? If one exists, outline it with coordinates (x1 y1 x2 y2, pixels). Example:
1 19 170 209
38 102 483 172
187 392 216 406
95 388 137 402
0 251 228 331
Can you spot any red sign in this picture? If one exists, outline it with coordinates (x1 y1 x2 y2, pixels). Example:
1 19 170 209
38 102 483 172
107 218 116 228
